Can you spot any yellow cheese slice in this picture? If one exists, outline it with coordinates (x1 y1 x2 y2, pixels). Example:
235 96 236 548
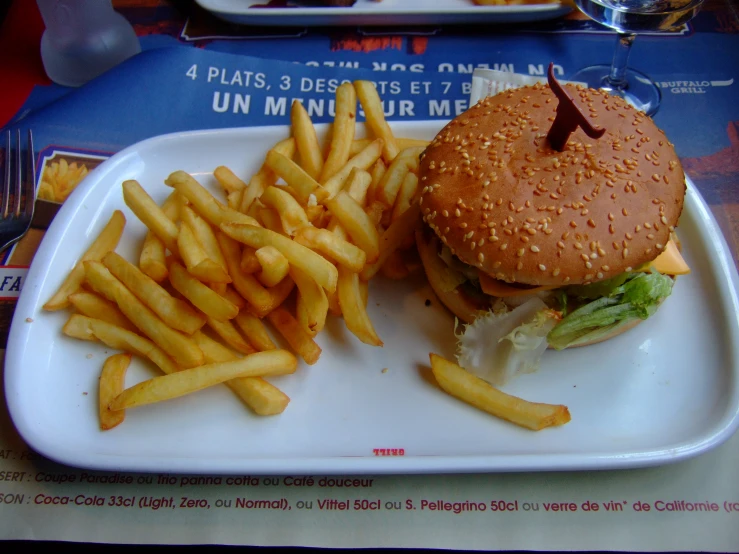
638 239 691 275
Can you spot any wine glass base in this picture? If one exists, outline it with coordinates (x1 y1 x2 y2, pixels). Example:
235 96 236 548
570 65 662 116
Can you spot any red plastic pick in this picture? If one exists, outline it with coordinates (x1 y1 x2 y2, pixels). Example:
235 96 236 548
546 63 605 152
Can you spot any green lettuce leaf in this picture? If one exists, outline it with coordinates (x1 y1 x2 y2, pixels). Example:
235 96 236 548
547 272 674 350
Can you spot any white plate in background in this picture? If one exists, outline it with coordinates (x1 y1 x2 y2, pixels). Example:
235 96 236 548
195 0 572 26
5 121 739 475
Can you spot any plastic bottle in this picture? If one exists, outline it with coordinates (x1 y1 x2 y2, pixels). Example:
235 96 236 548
37 0 142 87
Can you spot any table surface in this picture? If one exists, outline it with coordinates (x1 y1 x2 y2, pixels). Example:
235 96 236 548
1 0 739 550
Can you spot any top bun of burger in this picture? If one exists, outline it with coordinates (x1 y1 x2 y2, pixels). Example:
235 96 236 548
418 82 686 287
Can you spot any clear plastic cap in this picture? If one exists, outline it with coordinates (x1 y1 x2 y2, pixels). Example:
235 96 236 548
37 0 142 87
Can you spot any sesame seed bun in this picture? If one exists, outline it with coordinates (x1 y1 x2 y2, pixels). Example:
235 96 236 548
418 82 686 287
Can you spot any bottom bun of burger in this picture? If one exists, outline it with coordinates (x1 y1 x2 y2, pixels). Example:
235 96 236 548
415 226 649 350
415 227 491 324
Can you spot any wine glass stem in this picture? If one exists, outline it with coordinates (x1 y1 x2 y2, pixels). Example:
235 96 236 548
607 33 636 91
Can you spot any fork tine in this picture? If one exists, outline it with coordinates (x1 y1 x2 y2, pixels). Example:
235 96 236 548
13 129 22 218
22 130 36 219
2 130 10 219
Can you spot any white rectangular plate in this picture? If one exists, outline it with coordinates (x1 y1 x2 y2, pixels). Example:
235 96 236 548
194 0 572 26
6 121 739 475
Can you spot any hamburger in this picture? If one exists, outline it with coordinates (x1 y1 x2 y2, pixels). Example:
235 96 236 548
415 70 690 386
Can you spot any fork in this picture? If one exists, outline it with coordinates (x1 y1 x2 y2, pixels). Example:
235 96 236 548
0 129 36 255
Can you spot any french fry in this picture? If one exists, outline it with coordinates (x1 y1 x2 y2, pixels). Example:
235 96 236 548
103 251 206 335
320 82 357 183
164 170 259 228
240 246 262 274
354 80 399 163
180 205 228 272
392 170 419 222
350 137 430 156
358 277 368 307
139 231 168 283
109 350 298 411
239 169 273 215
234 311 277 351
68 291 138 334
63 314 180 376
238 137 295 215
207 316 255 355
327 288 342 317
122 180 179 253
216 231 276 317
294 226 367 272
218 284 247 310
291 100 324 180
210 282 228 296
192 331 289 415
375 148 423 207
259 208 288 236
321 138 383 199
263 275 295 315
43 210 126 311
138 192 182 282
343 168 372 205
429 354 571 431
290 266 329 336
365 200 386 228
264 150 330 206
324 191 380 263
227 190 243 210
169 261 239 321
367 159 387 205
99 353 131 430
83 261 204 368
255 245 290 288
266 306 322 365
221 224 338 294
337 266 383 346
361 201 420 281
304 204 325 225
214 166 247 193
259 186 310 236
177 224 231 284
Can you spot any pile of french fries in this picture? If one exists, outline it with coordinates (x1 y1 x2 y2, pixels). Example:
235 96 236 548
42 80 569 433
42 80 427 431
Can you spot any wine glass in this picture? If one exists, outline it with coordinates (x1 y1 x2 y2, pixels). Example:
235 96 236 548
570 0 706 116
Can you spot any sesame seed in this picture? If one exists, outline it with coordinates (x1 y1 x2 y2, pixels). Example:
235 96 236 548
557 241 565 249
574 242 583 250
530 245 540 253
553 268 561 276
477 253 485 263
661 215 668 225
539 264 547 272
517 262 524 270
460 222 467 229
570 221 578 228
455 208 461 217
442 210 449 217
635 224 641 232
597 272 604 279
626 232 633 240
656 243 664 250
623 248 629 258
652 174 660 182
587 219 596 228
581 254 589 262
470 242 476 250
517 248 525 257
500 244 508 251
597 248 606 256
